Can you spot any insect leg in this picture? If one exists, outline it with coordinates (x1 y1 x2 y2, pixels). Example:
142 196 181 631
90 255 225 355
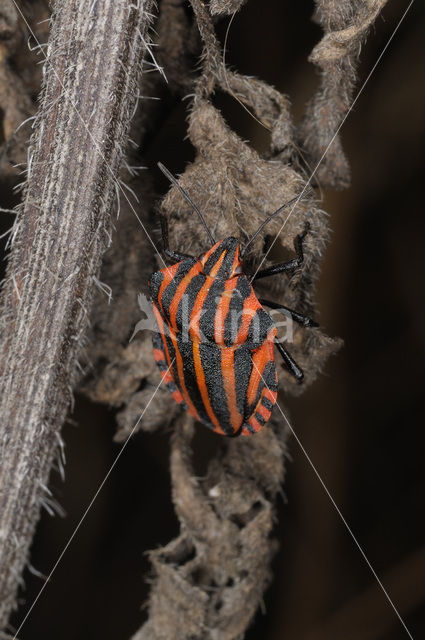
275 341 304 382
252 223 309 281
160 210 193 262
259 299 318 327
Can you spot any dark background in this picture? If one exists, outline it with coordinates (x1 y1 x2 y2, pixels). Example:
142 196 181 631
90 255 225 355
3 1 425 639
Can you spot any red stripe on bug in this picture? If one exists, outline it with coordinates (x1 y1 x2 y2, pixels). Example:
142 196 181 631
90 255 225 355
168 262 201 331
190 253 226 343
235 291 262 344
153 304 173 371
153 348 165 361
192 340 226 435
169 329 201 422
220 347 242 432
214 277 239 346
157 262 180 314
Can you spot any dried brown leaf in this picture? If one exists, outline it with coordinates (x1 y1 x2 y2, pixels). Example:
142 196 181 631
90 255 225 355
133 415 287 640
300 0 388 187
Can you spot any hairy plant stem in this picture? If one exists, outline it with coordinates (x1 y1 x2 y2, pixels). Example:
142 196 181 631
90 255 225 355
0 0 153 627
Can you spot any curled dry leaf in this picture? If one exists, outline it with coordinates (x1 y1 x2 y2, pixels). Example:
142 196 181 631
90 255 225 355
133 414 287 640
75 4 345 636
300 0 389 187
76 2 348 638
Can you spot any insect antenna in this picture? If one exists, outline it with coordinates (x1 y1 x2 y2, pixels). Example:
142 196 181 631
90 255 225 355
157 162 215 245
241 189 313 257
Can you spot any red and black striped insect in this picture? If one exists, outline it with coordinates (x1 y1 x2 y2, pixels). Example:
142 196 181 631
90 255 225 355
150 163 318 437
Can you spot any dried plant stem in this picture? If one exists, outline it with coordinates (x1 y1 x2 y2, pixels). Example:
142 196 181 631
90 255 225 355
0 0 153 627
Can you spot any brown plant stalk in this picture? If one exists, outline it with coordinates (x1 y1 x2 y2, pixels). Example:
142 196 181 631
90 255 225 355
0 0 154 627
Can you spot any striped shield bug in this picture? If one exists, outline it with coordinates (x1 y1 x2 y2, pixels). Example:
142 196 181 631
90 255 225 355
149 163 318 437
